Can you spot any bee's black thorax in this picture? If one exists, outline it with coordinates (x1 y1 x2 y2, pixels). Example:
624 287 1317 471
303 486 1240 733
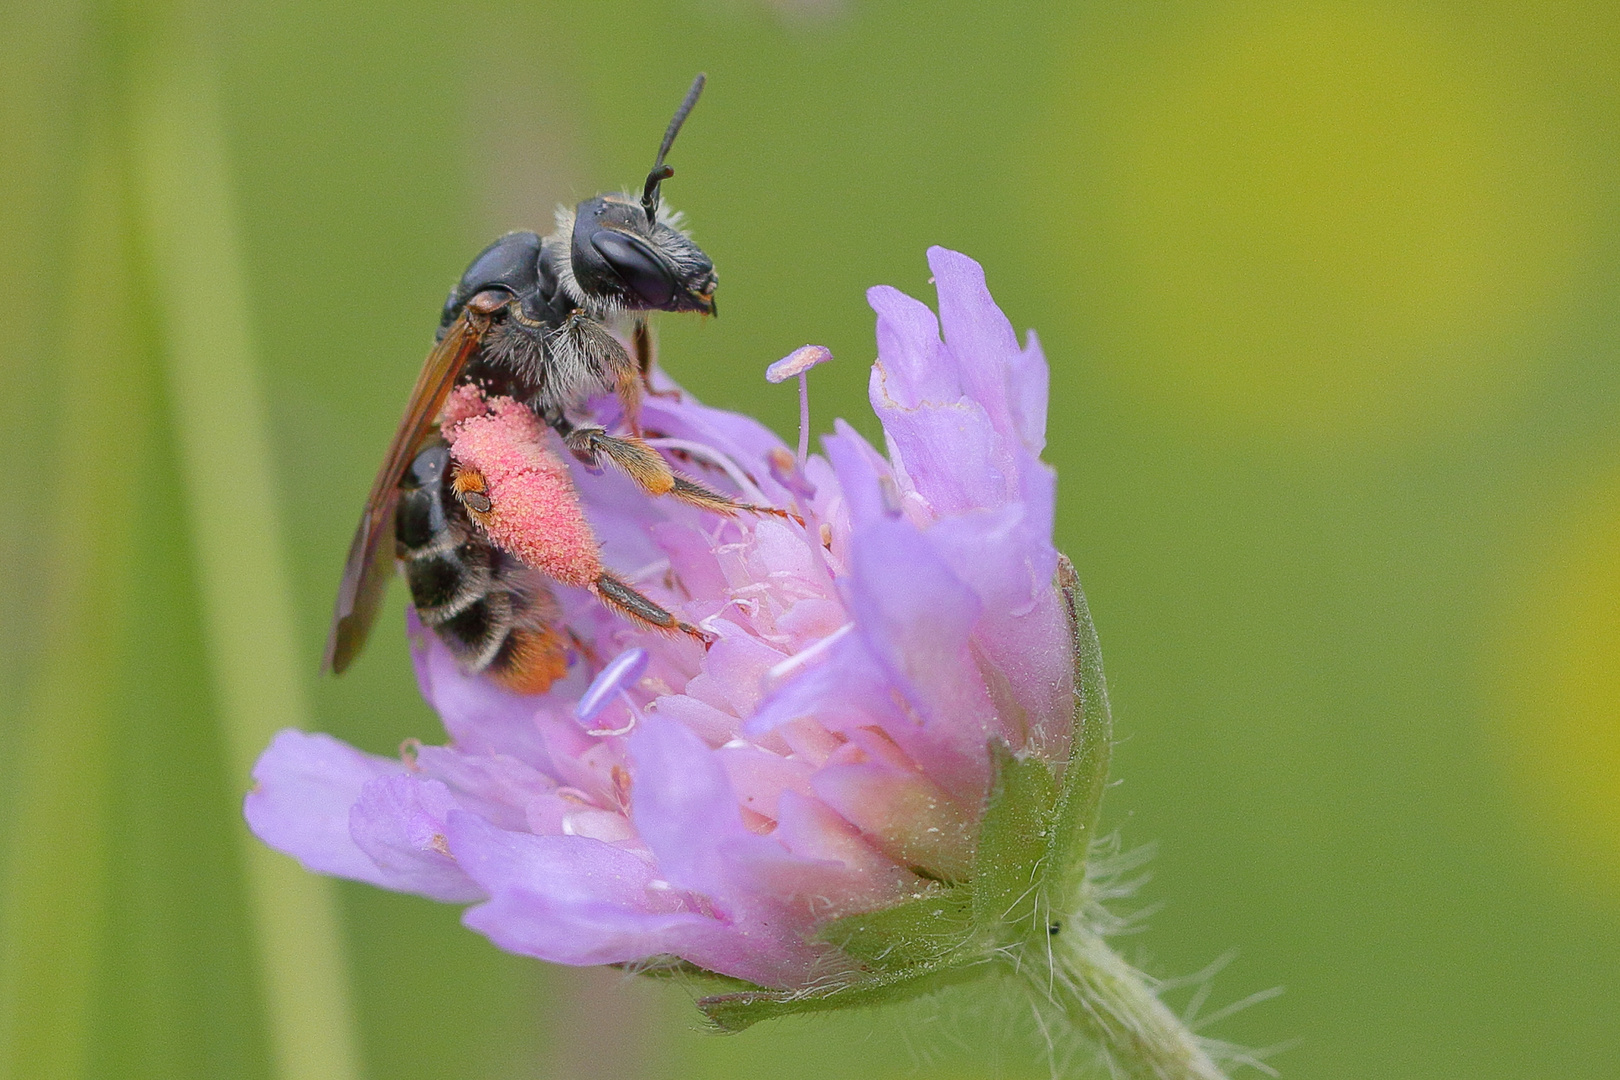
439 231 571 410
434 195 715 427
437 228 635 422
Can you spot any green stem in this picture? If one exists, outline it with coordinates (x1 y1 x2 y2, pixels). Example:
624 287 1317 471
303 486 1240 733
1036 928 1228 1080
128 14 362 1080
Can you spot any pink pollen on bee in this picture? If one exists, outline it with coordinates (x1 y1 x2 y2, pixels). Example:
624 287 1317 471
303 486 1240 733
440 382 487 428
444 391 603 587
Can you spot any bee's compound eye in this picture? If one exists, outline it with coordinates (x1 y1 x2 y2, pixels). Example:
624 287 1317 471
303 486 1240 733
589 231 676 309
462 490 493 514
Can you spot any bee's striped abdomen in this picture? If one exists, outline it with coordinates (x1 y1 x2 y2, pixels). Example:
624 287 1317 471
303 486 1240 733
396 437 570 693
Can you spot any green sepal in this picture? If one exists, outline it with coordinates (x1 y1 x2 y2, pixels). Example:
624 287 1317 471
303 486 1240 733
697 962 981 1033
814 884 974 972
1045 554 1114 914
972 741 1058 933
616 956 761 993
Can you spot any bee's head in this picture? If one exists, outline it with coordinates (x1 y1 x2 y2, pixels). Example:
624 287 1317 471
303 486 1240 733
566 74 718 317
568 193 716 316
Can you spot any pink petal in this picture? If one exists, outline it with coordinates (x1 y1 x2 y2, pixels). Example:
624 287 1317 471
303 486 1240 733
349 775 485 902
245 729 405 885
409 614 556 766
866 284 959 405
411 745 557 832
448 812 724 966
927 246 1020 446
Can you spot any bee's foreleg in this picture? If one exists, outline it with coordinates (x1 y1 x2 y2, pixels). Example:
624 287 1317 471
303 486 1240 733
547 311 642 432
632 319 683 401
614 367 644 438
633 318 654 380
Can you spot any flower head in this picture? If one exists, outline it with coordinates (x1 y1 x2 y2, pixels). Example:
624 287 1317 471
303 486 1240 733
249 247 1088 1006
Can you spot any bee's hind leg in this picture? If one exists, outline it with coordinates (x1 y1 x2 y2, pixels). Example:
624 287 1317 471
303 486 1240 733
591 572 712 645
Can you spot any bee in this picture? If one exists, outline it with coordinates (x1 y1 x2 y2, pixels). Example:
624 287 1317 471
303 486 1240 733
325 74 772 679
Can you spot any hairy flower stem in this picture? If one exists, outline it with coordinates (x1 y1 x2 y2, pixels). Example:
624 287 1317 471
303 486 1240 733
1034 925 1227 1080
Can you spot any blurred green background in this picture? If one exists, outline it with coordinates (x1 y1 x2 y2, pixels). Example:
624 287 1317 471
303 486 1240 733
3 0 1617 1077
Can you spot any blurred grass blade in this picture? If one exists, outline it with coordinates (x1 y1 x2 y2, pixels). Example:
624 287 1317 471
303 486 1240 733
128 22 363 1080
0 134 129 1080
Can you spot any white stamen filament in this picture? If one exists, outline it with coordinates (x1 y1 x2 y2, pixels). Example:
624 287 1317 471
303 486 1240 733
796 372 811 466
764 622 854 687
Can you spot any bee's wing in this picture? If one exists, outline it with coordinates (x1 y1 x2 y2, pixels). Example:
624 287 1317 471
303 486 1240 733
323 309 494 673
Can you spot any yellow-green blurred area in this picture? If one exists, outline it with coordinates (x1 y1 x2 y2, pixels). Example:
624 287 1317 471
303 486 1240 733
3 0 1618 1076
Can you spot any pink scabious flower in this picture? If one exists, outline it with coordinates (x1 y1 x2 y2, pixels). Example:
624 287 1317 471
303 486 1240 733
251 247 1161 1044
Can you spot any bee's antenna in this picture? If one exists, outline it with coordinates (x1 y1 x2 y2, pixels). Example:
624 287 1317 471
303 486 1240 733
642 73 706 227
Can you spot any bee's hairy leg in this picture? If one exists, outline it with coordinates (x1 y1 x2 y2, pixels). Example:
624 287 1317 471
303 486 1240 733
564 427 676 495
591 572 713 646
615 368 645 438
668 476 801 523
450 466 494 523
633 318 654 381
544 409 610 472
632 319 682 400
563 425 800 523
